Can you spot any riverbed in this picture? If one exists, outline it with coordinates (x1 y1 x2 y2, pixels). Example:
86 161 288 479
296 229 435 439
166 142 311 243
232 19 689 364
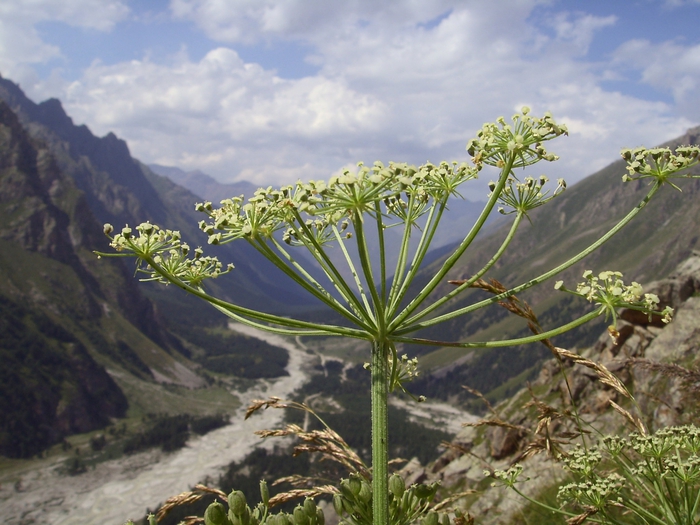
0 324 310 525
0 325 477 525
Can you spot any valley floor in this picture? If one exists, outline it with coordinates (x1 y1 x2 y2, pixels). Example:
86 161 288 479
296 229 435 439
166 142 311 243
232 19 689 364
0 324 310 525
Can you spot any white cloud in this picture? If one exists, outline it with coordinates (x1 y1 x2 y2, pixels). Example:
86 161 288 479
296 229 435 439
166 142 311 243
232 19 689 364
2 0 696 196
613 39 700 121
169 0 457 44
545 11 617 56
0 0 129 83
61 48 386 185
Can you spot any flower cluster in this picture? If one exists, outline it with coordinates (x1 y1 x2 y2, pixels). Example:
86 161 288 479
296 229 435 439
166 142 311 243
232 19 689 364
389 353 424 401
557 426 700 522
559 444 602 477
467 107 568 170
101 222 233 287
488 175 566 216
557 473 624 512
621 145 700 187
195 160 479 248
555 270 673 331
489 464 526 488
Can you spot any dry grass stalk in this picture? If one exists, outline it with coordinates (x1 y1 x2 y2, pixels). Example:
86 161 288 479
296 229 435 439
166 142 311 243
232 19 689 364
609 400 647 435
461 385 497 416
566 507 598 525
246 396 371 506
464 417 528 432
553 347 631 400
459 278 559 355
246 396 291 419
431 490 478 511
630 358 700 392
155 484 226 522
255 424 368 478
268 485 339 507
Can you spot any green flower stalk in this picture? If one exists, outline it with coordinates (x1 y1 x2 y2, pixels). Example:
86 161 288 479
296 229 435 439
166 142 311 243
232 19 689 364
100 109 699 525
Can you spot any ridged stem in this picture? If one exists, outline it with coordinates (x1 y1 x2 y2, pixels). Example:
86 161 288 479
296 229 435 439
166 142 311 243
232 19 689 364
371 339 389 525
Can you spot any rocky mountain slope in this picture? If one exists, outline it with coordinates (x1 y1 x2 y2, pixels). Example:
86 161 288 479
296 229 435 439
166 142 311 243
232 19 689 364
0 99 142 456
403 251 700 524
0 76 307 458
0 75 319 313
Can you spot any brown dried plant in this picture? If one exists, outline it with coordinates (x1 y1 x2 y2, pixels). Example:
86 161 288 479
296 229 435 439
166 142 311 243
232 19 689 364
155 484 226 523
452 277 646 463
246 396 369 506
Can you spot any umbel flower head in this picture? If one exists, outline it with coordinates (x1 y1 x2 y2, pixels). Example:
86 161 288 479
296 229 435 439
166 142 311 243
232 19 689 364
467 107 568 169
102 222 233 287
194 159 480 249
555 270 673 338
621 145 700 189
488 175 566 217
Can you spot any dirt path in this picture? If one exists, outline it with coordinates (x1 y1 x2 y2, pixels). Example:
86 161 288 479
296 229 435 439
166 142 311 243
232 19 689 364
0 325 309 525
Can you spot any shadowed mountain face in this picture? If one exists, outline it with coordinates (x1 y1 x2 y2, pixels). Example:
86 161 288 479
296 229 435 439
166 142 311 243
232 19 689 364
0 100 130 457
0 77 315 458
0 75 319 313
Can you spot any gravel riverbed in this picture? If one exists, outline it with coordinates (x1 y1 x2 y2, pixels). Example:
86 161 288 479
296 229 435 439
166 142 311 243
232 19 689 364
0 325 477 525
0 325 309 525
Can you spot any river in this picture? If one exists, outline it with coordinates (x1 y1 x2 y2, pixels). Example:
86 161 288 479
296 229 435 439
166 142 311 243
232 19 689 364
0 325 476 525
0 324 310 525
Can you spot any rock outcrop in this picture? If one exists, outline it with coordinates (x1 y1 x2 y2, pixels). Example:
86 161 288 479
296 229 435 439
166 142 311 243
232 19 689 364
402 252 700 523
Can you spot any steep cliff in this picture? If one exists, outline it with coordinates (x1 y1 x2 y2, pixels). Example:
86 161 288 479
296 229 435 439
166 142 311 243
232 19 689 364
0 101 131 457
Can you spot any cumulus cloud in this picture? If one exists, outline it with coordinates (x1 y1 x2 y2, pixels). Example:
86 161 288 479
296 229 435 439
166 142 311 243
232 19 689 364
1 0 696 195
62 47 386 184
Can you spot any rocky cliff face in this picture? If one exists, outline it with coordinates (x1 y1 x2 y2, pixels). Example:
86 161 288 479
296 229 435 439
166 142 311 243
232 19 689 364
0 101 129 457
402 252 700 523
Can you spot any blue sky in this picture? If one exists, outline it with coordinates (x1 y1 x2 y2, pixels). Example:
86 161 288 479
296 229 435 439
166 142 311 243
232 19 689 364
1 0 699 196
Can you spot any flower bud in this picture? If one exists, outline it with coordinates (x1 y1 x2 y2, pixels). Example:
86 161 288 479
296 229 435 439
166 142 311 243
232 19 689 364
332 494 344 516
260 480 269 507
350 477 363 496
358 481 371 503
293 505 309 525
204 502 227 525
389 474 405 497
421 511 438 525
270 514 288 525
240 506 251 525
228 490 247 516
103 223 114 235
303 498 316 517
315 508 324 525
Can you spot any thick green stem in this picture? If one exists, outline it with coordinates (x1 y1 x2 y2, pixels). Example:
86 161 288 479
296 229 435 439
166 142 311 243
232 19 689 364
371 340 389 525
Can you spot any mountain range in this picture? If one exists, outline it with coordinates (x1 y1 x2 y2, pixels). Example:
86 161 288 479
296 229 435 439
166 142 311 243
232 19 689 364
0 75 316 458
0 71 698 463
